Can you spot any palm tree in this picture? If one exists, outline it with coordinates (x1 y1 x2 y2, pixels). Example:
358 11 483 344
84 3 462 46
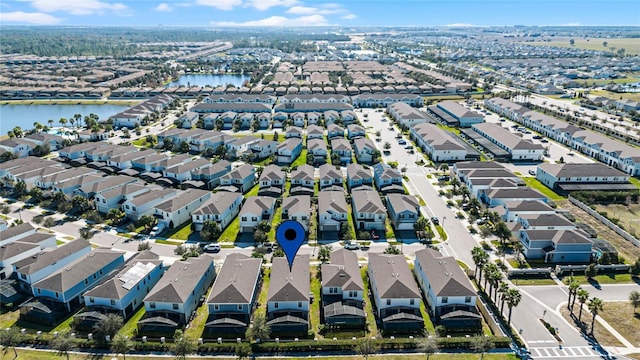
471 246 489 280
48 119 54 129
59 117 68 132
567 277 580 311
588 297 604 335
489 268 503 301
577 288 590 322
498 281 510 315
506 288 522 326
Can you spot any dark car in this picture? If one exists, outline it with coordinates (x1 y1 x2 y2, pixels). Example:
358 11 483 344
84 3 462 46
431 216 439 225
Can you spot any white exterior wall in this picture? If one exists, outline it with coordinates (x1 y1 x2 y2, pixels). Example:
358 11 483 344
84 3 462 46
267 300 309 313
16 245 91 285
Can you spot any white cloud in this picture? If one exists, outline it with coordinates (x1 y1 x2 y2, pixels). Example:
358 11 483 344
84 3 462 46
245 0 298 11
0 11 61 24
341 14 356 20
196 0 243 10
26 0 128 15
155 3 172 12
212 14 329 27
286 3 344 15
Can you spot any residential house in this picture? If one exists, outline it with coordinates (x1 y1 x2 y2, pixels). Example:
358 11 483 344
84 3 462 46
519 229 593 263
373 163 404 194
347 124 366 139
285 126 303 139
192 191 244 232
385 194 420 230
519 213 575 231
321 249 365 328
471 123 544 161
276 138 303 165
204 254 263 336
430 101 484 127
414 249 480 329
352 94 423 108
95 182 156 214
179 111 199 129
353 137 377 164
162 158 212 183
258 164 286 197
239 196 277 233
267 255 310 336
290 164 315 196
307 112 321 125
387 102 433 128
346 163 373 190
0 138 34 158
281 195 311 231
153 189 211 230
327 124 344 139
218 164 256 193
368 253 423 332
330 138 353 165
0 231 57 280
536 162 633 192
249 140 278 160
307 138 328 165
502 200 556 222
13 240 92 292
318 190 349 232
351 190 386 231
319 164 344 190
122 188 177 221
410 123 467 162
76 251 163 329
479 188 547 207
291 112 306 127
306 125 324 139
139 256 216 334
192 160 232 189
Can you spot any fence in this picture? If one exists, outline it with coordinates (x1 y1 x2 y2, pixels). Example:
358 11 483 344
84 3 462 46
568 195 640 248
554 264 631 276
507 268 553 278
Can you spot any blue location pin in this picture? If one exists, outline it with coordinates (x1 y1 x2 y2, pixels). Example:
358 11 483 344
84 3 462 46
275 220 305 271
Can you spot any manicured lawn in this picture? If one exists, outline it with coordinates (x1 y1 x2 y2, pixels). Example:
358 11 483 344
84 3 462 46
154 239 182 246
384 217 395 239
254 268 270 319
419 296 436 334
56 239 65 245
245 183 260 197
512 278 557 286
164 221 193 241
184 299 209 340
521 177 565 202
629 176 640 190
0 309 19 329
524 38 640 55
118 306 145 338
597 301 640 346
9 349 519 360
560 307 623 347
218 215 240 243
310 266 322 338
435 225 447 240
345 203 358 241
51 309 81 333
360 266 378 337
291 149 308 168
561 273 635 285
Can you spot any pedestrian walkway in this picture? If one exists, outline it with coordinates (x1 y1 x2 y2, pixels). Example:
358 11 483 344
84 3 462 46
529 346 601 358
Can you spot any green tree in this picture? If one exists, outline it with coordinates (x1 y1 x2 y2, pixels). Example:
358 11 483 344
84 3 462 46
106 208 126 225
94 313 124 341
43 217 56 228
13 180 27 197
498 281 510 315
505 288 522 325
588 297 604 335
471 246 489 280
584 263 598 279
567 277 580 311
384 244 402 255
256 220 271 233
0 327 21 359
110 334 132 360
494 221 512 249
249 313 270 341
235 343 252 360
72 195 91 212
179 141 191 153
471 335 494 360
629 290 640 314
318 245 332 263
355 337 379 360
52 332 74 360
418 337 439 360
200 220 221 242
137 215 157 232
577 288 590 322
172 330 196 360
629 257 640 276
79 228 94 241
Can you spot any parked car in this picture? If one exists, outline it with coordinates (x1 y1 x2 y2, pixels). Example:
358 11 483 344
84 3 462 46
398 139 407 145
430 217 439 225
533 135 543 140
203 243 221 253
528 169 536 175
344 241 360 250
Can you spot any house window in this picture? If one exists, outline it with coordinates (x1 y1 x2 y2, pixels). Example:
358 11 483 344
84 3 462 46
242 217 247 221
55 292 59 298
214 304 219 310
93 274 97 279
349 291 357 297
173 304 179 310
274 302 279 309
252 217 257 221
21 273 26 280
465 297 472 303
442 297 448 303
150 302 156 309
410 299 415 305
37 289 41 294
386 299 391 306
85 279 88 285
110 300 116 305
238 304 243 311
89 297 95 303
298 302 302 308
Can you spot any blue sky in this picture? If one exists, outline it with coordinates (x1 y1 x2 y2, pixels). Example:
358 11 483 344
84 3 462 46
0 0 638 27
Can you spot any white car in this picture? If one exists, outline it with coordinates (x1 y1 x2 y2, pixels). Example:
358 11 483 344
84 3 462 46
203 243 221 253
344 241 360 250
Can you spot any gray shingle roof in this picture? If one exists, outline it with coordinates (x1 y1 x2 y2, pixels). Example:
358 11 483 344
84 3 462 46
368 253 420 299
208 253 262 304
318 190 348 214
415 249 475 297
268 255 310 303
144 255 214 304
352 190 386 215
321 248 363 292
193 191 243 216
13 240 92 275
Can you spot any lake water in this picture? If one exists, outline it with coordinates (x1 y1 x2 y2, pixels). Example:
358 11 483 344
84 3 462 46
166 74 251 88
1 104 131 133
